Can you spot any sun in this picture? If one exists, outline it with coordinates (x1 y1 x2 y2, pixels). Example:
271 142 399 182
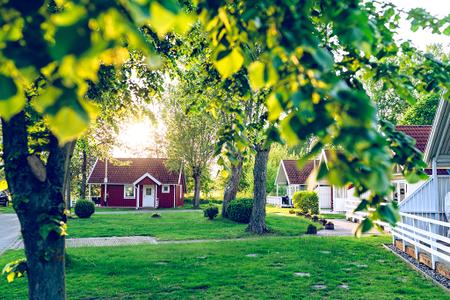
112 118 156 158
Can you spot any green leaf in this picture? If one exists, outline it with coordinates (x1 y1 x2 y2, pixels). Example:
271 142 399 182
0 75 17 100
248 61 265 90
32 86 62 113
51 4 86 26
317 162 328 180
378 203 399 226
355 218 373 237
354 199 368 212
46 100 98 145
149 2 194 37
0 75 26 121
266 93 283 121
214 48 244 78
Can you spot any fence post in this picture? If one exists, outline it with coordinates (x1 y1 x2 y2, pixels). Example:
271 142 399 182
412 218 419 260
428 222 436 270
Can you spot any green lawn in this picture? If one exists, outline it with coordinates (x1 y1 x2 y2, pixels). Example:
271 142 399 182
1 236 446 299
67 211 319 240
0 205 14 214
319 213 346 219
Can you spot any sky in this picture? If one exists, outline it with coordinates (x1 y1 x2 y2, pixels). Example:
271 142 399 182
390 0 450 50
111 0 449 158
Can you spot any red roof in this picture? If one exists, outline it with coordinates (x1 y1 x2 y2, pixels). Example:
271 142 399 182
88 158 180 185
282 160 315 184
396 125 432 153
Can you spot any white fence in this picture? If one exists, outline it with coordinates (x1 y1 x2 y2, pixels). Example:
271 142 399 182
266 196 282 206
391 212 450 269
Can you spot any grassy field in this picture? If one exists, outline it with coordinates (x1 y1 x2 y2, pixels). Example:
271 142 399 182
67 210 319 240
0 236 447 299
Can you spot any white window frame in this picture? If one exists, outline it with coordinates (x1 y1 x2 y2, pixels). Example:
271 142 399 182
162 185 170 193
124 184 135 199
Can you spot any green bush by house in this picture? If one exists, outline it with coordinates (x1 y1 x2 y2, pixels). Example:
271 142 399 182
227 198 253 223
74 200 95 219
292 191 319 215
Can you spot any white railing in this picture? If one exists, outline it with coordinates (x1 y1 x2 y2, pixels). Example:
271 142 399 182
266 196 282 206
391 212 450 269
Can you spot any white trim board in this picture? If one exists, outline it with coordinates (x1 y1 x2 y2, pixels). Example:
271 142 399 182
133 173 162 186
86 158 99 184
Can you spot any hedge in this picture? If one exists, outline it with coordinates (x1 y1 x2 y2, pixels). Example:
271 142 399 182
227 198 253 223
292 191 319 215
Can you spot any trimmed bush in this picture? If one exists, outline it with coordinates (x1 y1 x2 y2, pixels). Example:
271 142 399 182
306 224 317 234
203 205 219 220
292 191 319 215
151 213 161 218
227 198 253 223
74 200 95 218
312 215 319 222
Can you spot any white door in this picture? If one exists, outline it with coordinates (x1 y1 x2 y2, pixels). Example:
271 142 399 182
316 186 332 210
143 185 155 207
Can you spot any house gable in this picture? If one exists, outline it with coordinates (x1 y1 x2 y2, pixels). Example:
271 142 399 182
133 173 162 186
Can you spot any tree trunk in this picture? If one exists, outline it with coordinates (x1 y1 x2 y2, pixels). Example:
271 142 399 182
62 141 76 210
222 155 243 217
193 169 201 209
65 169 71 208
80 149 87 200
247 144 270 234
2 112 67 300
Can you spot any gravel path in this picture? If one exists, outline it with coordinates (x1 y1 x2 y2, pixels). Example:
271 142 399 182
385 244 449 291
0 213 20 255
95 209 200 215
14 236 158 249
316 219 381 236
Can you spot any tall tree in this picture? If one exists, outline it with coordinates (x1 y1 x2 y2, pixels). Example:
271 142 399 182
165 108 216 208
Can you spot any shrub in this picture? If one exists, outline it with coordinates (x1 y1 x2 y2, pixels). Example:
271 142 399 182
292 191 319 215
74 200 95 218
306 224 317 234
312 215 319 222
203 205 219 220
289 209 295 214
227 198 253 223
151 213 161 218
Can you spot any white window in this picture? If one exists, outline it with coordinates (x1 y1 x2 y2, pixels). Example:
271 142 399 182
162 185 170 193
124 185 135 199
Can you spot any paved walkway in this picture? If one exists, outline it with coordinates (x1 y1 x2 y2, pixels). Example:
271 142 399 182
0 213 20 255
95 209 200 214
317 219 381 236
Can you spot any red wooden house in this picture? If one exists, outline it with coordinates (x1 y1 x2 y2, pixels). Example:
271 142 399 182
87 158 185 208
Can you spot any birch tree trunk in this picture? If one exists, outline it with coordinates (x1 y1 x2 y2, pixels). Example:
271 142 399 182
247 144 270 234
80 149 87 199
193 169 201 209
2 112 67 300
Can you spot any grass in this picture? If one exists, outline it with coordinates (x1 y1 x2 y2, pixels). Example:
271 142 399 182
67 210 319 240
319 213 346 219
0 236 447 299
0 205 14 214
